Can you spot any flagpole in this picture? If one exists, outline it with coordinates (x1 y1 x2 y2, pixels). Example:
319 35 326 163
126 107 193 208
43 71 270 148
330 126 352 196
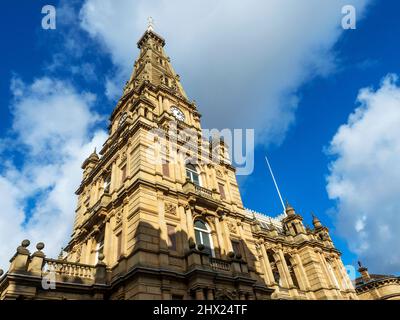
265 155 286 214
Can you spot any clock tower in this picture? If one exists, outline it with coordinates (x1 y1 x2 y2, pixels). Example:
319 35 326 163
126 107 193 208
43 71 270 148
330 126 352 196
64 24 258 299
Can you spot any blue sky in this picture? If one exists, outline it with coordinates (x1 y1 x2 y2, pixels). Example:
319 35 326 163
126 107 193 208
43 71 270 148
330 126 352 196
1 0 400 277
243 0 400 272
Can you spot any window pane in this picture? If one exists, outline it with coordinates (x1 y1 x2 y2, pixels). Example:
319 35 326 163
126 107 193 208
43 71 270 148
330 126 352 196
201 231 212 255
194 220 207 230
192 173 200 185
232 241 241 255
186 163 196 171
195 229 202 245
104 175 111 193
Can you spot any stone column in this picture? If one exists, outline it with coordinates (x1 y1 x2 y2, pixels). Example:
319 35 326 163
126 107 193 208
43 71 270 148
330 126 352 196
210 165 218 191
213 216 225 256
195 288 205 300
220 216 233 253
158 95 163 115
86 237 94 265
104 219 111 265
293 253 311 290
206 288 214 300
259 243 275 285
224 174 233 201
95 253 107 285
317 251 336 289
81 242 88 264
333 257 353 290
158 195 168 256
277 249 292 288
110 160 117 192
185 205 196 243
27 243 46 276
236 221 250 263
9 240 31 273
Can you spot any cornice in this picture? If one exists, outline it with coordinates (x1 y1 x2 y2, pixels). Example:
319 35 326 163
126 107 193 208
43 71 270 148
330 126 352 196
356 276 400 293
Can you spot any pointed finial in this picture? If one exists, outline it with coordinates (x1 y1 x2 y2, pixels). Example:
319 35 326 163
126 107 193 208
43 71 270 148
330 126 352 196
285 200 295 216
147 17 155 32
312 212 322 228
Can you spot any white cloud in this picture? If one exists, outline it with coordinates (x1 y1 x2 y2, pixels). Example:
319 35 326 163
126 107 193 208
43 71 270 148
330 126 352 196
79 0 370 145
0 76 107 270
327 74 400 274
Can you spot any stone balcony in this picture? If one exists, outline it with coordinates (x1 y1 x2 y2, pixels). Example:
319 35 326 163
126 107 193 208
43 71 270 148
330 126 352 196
43 258 96 283
185 247 250 277
182 180 220 207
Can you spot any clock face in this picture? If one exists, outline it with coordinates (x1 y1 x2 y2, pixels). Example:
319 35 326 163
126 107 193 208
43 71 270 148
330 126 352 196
170 106 185 121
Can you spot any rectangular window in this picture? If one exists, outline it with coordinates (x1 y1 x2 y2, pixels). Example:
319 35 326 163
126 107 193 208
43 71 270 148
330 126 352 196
218 183 226 199
116 232 122 259
167 224 177 251
121 165 126 182
162 160 170 177
232 240 241 256
104 174 111 193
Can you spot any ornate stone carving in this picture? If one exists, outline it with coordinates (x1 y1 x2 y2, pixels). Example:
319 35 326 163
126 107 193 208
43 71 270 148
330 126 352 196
216 169 223 178
227 221 237 234
116 210 122 225
121 151 127 162
165 202 177 216
214 288 238 300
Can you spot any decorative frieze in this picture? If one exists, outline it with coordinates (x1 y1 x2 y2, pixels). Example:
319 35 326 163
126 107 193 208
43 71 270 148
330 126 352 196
165 202 177 216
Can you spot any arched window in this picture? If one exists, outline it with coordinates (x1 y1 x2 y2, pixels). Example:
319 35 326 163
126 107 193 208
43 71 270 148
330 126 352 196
186 163 200 186
194 220 213 256
267 250 282 286
285 255 300 289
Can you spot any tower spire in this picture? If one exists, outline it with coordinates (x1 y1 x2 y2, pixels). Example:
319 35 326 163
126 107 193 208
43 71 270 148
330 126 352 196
125 23 188 100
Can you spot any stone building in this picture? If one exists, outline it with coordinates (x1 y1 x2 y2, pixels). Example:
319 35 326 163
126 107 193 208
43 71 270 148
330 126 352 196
355 262 400 300
0 26 359 300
